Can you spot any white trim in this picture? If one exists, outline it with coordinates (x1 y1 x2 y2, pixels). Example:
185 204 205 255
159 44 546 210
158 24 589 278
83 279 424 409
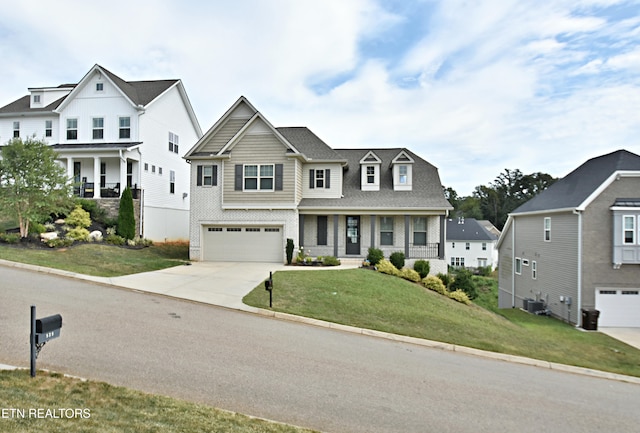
577 170 640 211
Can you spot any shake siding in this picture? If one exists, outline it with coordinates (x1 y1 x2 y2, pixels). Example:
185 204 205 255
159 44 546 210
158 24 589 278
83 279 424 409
223 134 295 204
200 118 250 154
498 226 513 308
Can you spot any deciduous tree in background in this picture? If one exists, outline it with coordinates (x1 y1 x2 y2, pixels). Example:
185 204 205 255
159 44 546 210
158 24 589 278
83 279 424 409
0 137 72 237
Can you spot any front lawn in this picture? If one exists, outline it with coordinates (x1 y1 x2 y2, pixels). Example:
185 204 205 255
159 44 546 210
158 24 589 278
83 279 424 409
243 269 640 377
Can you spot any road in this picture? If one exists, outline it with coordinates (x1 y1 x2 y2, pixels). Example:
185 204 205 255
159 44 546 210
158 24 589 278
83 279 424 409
1 266 640 433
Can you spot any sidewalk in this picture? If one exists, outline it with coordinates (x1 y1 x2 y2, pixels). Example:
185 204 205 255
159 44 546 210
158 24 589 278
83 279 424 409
2 258 640 384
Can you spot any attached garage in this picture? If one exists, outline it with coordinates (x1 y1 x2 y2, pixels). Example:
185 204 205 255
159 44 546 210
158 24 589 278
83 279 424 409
202 226 283 262
596 288 640 327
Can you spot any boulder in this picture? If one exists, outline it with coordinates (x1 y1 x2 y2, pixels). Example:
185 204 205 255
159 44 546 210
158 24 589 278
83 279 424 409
89 230 103 241
40 232 58 241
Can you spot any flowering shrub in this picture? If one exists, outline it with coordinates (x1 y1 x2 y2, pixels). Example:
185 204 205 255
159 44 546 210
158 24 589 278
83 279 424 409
448 290 471 305
422 275 448 295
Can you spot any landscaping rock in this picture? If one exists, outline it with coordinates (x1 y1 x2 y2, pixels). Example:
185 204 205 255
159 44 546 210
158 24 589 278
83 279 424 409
40 232 58 241
89 230 103 241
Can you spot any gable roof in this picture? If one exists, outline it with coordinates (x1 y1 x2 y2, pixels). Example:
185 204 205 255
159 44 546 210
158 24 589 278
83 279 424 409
512 149 640 214
446 218 498 242
277 127 346 162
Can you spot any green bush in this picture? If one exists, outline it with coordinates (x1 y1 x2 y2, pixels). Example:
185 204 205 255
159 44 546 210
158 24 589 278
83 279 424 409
76 198 107 224
286 238 294 264
477 266 492 277
413 260 430 278
449 268 477 300
66 205 91 228
117 187 136 240
389 251 405 270
66 227 90 241
401 268 421 282
45 238 74 248
437 272 451 288
448 289 471 305
0 233 20 244
105 234 126 246
366 247 384 266
29 222 46 234
377 259 400 276
422 275 448 295
322 256 341 266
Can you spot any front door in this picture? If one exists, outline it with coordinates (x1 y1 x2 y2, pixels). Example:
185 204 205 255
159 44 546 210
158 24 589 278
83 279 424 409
346 216 360 255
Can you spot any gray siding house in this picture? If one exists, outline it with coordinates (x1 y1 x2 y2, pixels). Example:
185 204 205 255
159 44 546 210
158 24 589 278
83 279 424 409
497 150 640 327
184 96 453 271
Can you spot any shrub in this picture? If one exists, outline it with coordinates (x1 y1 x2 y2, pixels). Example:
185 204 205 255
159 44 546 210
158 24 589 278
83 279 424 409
45 238 74 248
437 272 451 288
29 222 46 234
117 187 136 240
401 268 421 283
286 238 295 264
66 205 91 228
477 266 492 277
413 260 430 278
76 198 107 224
0 233 20 244
322 256 340 266
422 275 448 295
66 227 90 242
105 234 126 246
449 268 477 300
389 251 405 270
377 259 399 276
448 289 471 305
366 247 384 266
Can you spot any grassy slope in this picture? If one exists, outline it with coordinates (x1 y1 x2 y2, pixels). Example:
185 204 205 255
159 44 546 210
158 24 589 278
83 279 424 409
244 269 640 377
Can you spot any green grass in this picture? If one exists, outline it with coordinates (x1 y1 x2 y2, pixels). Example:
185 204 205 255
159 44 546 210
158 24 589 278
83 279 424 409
243 269 640 377
0 242 189 277
0 369 316 433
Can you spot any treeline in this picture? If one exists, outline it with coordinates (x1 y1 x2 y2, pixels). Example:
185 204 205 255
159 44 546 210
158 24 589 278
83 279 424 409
444 169 557 230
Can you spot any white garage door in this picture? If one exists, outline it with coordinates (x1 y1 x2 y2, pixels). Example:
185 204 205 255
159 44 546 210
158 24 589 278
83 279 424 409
596 288 640 327
203 226 283 262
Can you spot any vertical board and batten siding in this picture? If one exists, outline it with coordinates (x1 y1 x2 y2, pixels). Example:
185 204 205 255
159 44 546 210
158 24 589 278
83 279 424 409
498 225 513 308
222 134 296 205
582 176 640 308
199 117 251 154
512 212 579 322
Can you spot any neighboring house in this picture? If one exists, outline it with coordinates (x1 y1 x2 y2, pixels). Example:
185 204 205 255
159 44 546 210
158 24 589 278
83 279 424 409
446 217 498 270
184 96 453 271
478 220 501 238
497 149 640 327
0 64 202 241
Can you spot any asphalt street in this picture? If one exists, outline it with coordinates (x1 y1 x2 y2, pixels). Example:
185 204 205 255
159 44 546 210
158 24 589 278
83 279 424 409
2 266 640 433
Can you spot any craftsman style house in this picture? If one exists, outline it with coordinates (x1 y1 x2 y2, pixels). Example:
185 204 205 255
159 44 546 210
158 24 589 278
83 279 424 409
0 64 202 241
497 150 640 327
184 97 453 271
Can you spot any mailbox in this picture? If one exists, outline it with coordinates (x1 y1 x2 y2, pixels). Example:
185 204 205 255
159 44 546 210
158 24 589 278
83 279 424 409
264 279 273 291
35 314 62 344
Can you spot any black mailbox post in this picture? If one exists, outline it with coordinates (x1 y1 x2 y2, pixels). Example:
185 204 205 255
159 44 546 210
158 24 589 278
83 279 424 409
30 306 62 377
264 271 273 308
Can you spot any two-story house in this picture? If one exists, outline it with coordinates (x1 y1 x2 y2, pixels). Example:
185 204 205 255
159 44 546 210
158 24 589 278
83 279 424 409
0 64 202 241
184 96 453 271
446 217 499 270
497 149 640 327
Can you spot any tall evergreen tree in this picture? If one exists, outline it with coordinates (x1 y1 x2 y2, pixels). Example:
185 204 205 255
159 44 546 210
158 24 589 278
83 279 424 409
117 186 136 240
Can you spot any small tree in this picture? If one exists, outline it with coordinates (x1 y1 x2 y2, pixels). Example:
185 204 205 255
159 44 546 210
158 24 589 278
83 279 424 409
389 251 405 270
449 268 477 300
117 186 136 240
0 137 72 237
366 247 384 266
286 239 295 264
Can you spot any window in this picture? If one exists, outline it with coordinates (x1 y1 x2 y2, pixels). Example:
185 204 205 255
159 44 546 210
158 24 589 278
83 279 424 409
45 120 52 137
622 290 639 295
317 216 328 246
380 217 394 245
100 162 106 188
309 169 330 189
144 163 149 171
265 228 280 232
12 121 19 138
119 117 131 139
158 167 163 175
227 228 241 232
478 259 487 267
413 217 427 245
465 242 470 250
482 242 487 251
92 117 104 139
450 257 465 267
96 82 104 91
366 166 375 184
152 165 156 174
197 165 217 186
67 118 78 140
623 215 635 244
315 170 324 188
33 95 41 103
244 164 274 191
522 259 530 266
532 261 537 280
169 132 179 153
169 170 175 194
208 227 222 232
399 165 407 184
544 217 551 241
452 242 455 249
246 228 261 232
515 257 522 275
127 162 133 188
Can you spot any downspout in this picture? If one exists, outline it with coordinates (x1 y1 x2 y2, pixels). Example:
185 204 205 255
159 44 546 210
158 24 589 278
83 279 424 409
574 209 583 327
511 218 516 308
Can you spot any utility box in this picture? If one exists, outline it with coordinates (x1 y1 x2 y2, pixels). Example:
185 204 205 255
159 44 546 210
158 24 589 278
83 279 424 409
527 301 544 314
523 298 533 310
581 309 600 331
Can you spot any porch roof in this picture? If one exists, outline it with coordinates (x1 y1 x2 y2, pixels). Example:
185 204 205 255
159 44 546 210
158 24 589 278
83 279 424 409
51 142 142 152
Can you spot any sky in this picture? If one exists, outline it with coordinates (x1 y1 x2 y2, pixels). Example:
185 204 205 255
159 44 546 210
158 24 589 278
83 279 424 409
1 0 639 195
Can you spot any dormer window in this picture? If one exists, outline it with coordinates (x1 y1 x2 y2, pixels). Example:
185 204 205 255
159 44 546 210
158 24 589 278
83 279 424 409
366 166 375 184
33 95 41 104
399 165 408 184
360 151 381 191
391 150 414 191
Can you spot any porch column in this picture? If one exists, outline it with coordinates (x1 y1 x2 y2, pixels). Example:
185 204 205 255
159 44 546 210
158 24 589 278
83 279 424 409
333 214 339 257
439 215 446 259
404 215 410 258
93 156 101 198
299 214 305 249
66 157 74 182
119 156 127 197
370 215 376 249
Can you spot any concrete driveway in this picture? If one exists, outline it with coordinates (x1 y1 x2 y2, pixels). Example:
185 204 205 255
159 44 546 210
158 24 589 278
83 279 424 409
599 328 640 350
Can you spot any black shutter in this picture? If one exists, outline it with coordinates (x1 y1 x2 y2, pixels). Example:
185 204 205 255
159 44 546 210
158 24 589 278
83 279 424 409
325 169 330 189
197 165 203 186
275 164 283 191
235 165 243 190
317 216 328 245
309 169 315 189
212 165 218 186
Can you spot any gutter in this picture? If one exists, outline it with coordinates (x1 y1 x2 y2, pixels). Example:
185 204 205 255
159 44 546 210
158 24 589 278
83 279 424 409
511 217 516 308
573 209 583 327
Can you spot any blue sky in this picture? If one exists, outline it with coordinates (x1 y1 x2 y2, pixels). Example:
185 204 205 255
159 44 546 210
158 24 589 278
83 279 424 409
0 0 639 195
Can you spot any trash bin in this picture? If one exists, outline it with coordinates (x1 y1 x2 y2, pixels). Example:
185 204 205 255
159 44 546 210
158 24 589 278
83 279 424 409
581 309 600 331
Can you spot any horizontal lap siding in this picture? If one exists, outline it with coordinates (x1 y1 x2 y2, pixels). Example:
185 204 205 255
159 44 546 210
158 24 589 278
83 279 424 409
498 226 513 308
223 134 295 204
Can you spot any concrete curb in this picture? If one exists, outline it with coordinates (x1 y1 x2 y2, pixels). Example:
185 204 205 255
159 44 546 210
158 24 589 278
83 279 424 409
2 259 640 385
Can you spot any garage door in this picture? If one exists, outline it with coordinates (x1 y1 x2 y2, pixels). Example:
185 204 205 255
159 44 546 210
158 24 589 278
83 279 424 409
596 288 640 327
203 226 283 262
